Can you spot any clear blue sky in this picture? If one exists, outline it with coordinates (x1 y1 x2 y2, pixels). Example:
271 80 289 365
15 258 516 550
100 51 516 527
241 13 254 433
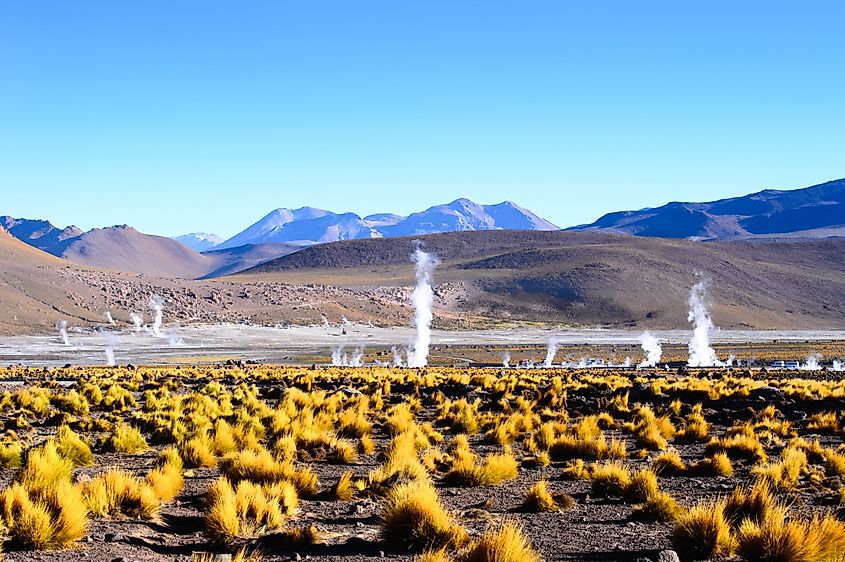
2 1 843 238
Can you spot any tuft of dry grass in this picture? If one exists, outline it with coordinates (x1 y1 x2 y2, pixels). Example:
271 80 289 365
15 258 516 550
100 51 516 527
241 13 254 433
461 520 541 562
590 461 632 498
0 481 88 550
16 441 73 496
444 449 519 487
331 471 356 502
522 480 559 513
379 479 467 552
631 491 681 523
101 422 148 454
736 506 845 562
53 426 94 467
652 450 686 476
672 500 734 561
624 469 659 503
204 478 289 543
83 469 161 520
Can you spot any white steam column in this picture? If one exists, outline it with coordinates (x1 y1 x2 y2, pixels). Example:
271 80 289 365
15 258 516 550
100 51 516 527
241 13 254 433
687 281 723 367
408 248 438 368
149 295 165 337
637 332 662 367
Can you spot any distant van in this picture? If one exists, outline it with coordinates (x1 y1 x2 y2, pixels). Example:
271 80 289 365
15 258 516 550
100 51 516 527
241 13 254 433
770 360 800 369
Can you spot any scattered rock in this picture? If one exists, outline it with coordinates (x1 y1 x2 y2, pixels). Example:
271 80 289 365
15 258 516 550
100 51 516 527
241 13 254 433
657 550 681 562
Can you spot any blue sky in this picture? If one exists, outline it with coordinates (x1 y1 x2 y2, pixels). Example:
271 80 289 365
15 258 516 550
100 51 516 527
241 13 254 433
2 1 843 238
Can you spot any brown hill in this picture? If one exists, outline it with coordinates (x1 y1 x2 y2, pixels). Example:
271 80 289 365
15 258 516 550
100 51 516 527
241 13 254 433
58 225 216 278
0 225 112 334
236 230 845 330
0 225 417 336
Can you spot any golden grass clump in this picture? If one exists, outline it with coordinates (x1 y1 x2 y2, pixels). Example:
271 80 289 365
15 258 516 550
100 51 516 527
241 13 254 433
736 507 845 562
750 446 807 491
672 500 734 561
181 434 218 468
204 477 292 543
379 479 467 552
444 448 518 487
590 461 632 498
53 426 94 467
0 441 23 468
101 422 148 454
651 450 686 475
0 481 88 550
193 547 264 562
561 459 591 480
461 520 540 562
705 432 767 463
691 451 734 477
83 469 161 519
624 469 659 503
330 439 359 464
331 471 356 501
15 441 73 496
146 446 184 502
522 480 570 513
723 482 779 529
631 491 681 523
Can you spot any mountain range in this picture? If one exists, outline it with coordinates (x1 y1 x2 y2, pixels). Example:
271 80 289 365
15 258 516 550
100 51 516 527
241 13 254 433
3 179 845 334
573 178 845 240
3 179 844 282
0 198 557 278
213 199 558 249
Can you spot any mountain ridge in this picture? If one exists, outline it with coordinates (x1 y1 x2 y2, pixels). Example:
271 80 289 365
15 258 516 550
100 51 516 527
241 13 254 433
214 198 559 249
573 178 845 239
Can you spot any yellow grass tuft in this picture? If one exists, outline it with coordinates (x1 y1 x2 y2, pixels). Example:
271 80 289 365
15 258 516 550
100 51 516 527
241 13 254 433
101 422 148 454
83 469 161 519
461 520 541 562
379 479 467 552
672 500 734 560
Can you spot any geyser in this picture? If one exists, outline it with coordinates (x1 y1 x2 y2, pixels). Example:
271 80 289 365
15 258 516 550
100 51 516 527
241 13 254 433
543 339 558 368
637 332 662 367
149 295 165 337
104 312 115 325
687 281 724 367
57 320 70 346
130 313 143 332
407 248 438 368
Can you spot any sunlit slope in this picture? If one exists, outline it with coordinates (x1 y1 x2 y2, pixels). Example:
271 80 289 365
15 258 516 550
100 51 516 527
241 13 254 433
234 230 845 330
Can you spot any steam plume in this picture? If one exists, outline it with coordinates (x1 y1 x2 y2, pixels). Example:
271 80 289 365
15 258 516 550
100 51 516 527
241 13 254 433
331 345 365 367
57 320 70 346
543 339 558 368
801 354 821 371
103 312 115 325
502 352 511 369
331 346 345 366
687 281 724 367
105 334 116 366
149 295 165 337
637 332 662 367
407 248 438 368
392 346 406 367
130 313 143 332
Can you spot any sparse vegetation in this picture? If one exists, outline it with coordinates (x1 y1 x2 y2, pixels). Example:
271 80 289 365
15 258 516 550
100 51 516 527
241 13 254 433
0 360 841 559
